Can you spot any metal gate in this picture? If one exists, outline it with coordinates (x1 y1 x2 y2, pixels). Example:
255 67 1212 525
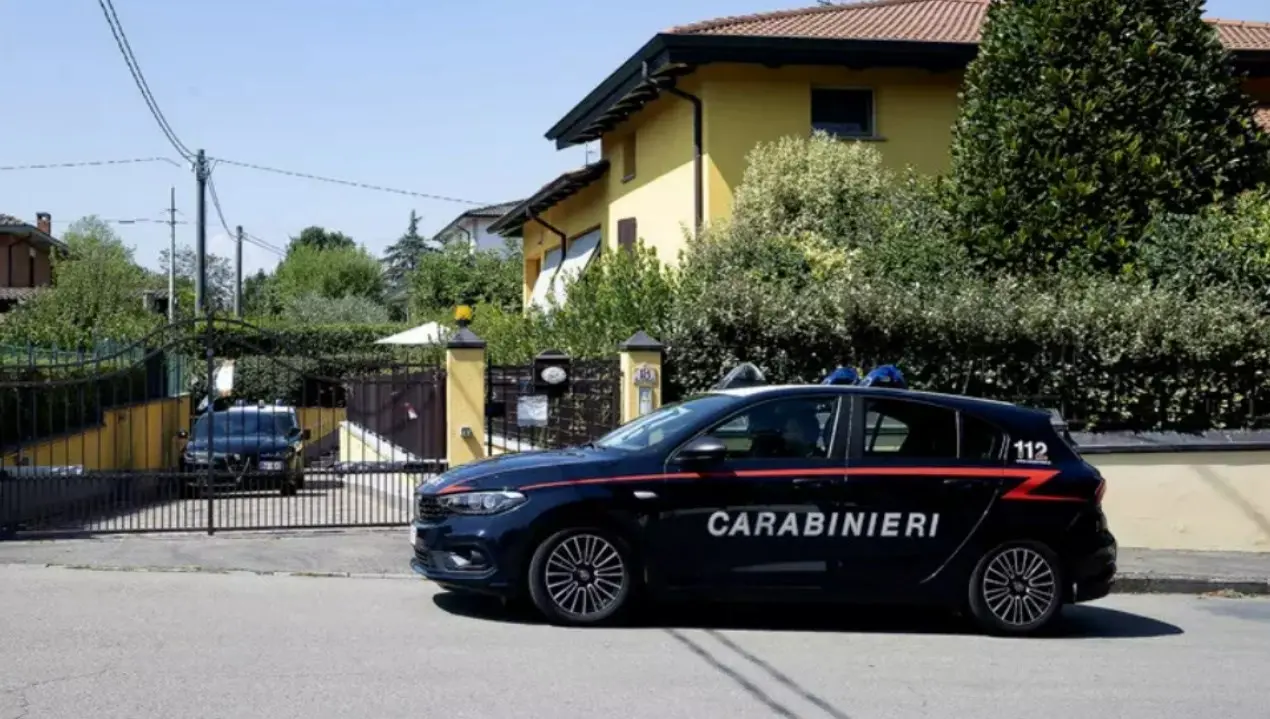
0 317 446 539
485 352 621 455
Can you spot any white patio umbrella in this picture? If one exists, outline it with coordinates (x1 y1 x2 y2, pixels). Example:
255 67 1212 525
374 321 450 346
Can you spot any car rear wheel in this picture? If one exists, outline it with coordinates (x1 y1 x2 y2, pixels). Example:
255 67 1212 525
527 527 635 627
968 540 1063 636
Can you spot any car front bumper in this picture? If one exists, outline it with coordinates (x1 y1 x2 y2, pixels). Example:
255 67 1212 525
408 515 531 597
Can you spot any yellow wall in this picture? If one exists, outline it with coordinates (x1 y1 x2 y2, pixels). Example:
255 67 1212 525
601 84 698 265
2 396 191 471
523 63 1269 284
1093 452 1270 553
698 64 964 224
1 400 344 472
297 407 345 442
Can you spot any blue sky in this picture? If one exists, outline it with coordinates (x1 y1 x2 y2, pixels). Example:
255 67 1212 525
2 0 1267 275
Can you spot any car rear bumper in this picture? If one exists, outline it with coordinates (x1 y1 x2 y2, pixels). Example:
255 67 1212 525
1069 529 1117 603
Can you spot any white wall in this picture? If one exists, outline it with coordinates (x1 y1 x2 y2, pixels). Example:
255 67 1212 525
438 217 515 256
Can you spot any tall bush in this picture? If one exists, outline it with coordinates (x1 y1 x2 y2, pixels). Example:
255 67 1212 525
949 0 1270 274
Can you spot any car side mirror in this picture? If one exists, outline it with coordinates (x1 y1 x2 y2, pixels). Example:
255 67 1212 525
176 429 189 440
301 428 312 441
676 436 727 464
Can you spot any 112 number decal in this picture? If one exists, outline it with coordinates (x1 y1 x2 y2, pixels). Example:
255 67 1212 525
1013 440 1049 463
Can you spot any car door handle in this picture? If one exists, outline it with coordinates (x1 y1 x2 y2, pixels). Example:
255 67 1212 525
942 478 979 490
633 490 658 500
793 478 832 488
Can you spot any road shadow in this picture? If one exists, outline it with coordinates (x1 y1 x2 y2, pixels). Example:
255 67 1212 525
431 591 1183 639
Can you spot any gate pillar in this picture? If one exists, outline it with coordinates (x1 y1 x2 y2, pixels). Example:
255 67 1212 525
446 323 487 468
618 332 663 424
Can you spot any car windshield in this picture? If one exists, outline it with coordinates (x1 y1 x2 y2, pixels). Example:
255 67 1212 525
592 393 739 452
192 411 295 438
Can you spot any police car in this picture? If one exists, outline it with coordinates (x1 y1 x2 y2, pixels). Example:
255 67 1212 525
410 365 1116 636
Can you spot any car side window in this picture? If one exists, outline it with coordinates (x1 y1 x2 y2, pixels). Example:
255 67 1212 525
960 411 1006 462
862 398 958 460
703 397 838 460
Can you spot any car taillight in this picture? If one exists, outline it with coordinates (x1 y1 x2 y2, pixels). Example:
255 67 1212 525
1094 476 1106 505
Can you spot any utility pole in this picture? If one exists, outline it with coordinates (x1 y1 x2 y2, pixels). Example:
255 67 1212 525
194 149 208 315
234 225 243 317
167 186 177 323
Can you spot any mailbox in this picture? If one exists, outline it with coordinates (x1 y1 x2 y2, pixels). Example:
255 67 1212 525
533 349 572 396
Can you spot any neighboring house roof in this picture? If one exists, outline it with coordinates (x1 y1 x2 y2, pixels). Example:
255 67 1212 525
667 0 1270 49
547 0 1270 147
488 161 611 236
0 213 67 252
432 199 527 242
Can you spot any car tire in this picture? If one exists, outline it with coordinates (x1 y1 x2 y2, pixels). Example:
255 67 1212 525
527 526 636 627
967 539 1064 637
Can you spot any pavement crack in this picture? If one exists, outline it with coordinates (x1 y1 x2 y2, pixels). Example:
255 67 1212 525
664 628 800 718
3 665 114 718
705 630 852 719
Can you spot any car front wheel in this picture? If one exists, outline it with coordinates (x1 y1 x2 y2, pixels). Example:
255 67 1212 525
967 540 1064 636
527 527 635 626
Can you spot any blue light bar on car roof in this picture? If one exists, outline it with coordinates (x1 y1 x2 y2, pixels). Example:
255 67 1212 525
822 366 861 385
860 364 908 389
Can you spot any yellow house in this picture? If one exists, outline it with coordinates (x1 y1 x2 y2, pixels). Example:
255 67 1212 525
489 0 1270 311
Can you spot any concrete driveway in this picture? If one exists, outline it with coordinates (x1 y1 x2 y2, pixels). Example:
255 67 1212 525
2 562 1268 719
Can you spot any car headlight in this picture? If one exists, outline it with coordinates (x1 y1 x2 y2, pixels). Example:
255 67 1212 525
436 490 526 515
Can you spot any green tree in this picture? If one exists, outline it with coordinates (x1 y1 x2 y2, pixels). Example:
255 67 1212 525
155 245 234 316
0 216 159 345
287 226 356 254
382 211 433 294
273 242 385 303
948 0 1270 274
242 269 281 317
410 237 521 316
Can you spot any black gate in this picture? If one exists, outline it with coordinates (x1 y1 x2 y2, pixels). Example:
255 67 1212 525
485 353 621 455
0 317 446 539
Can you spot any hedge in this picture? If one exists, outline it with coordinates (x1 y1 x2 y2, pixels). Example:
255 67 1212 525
663 273 1270 433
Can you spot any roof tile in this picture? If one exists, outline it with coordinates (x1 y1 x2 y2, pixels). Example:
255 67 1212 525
668 0 1270 51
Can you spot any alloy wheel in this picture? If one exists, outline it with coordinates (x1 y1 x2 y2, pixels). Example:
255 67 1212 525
543 533 627 620
980 546 1058 628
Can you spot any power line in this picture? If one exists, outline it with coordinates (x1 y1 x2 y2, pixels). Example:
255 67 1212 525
96 0 193 161
208 156 489 205
206 174 284 256
0 157 184 172
51 217 188 226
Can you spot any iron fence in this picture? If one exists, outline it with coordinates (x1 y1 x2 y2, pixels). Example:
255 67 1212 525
485 359 622 454
0 317 446 540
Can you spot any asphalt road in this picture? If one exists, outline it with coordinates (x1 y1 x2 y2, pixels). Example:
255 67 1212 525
65 476 410 534
2 564 1268 719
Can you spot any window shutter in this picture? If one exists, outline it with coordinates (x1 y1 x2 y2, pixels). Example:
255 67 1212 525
617 217 637 252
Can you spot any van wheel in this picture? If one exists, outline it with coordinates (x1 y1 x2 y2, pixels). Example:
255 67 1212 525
968 540 1063 636
527 527 635 626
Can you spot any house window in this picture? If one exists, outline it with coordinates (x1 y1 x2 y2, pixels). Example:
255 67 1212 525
811 88 875 138
617 218 637 252
621 134 637 181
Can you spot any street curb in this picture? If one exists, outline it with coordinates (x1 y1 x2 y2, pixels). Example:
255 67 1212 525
1112 573 1270 596
17 562 419 581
